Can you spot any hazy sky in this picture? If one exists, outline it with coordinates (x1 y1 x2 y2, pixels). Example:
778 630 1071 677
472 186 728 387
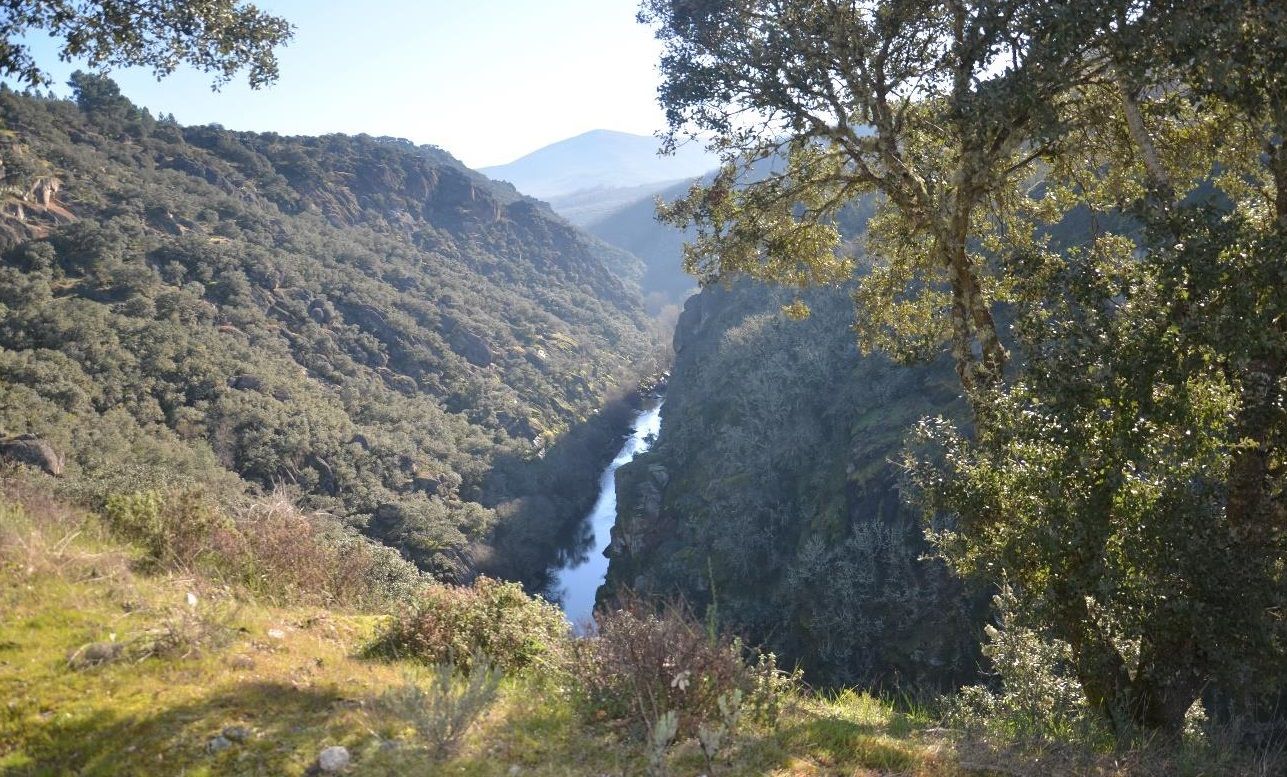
16 0 668 168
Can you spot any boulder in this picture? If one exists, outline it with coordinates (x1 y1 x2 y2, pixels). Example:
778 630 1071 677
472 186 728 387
411 476 440 496
316 746 350 772
0 434 64 477
228 374 265 391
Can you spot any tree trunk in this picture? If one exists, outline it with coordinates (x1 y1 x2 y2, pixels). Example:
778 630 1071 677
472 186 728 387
939 207 1007 410
1059 590 1203 738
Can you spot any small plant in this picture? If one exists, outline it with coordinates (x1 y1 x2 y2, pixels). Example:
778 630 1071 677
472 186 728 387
131 595 241 661
367 576 568 672
381 658 502 758
646 709 679 777
744 648 802 727
572 593 751 739
697 689 743 774
945 585 1091 741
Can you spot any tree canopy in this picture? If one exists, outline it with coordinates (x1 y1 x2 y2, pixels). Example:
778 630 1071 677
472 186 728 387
0 0 292 88
645 0 1286 736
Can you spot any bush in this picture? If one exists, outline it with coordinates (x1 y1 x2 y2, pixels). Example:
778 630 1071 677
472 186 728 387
367 576 569 673
220 492 426 609
945 585 1092 741
570 595 753 739
102 488 427 610
382 659 502 758
103 488 224 569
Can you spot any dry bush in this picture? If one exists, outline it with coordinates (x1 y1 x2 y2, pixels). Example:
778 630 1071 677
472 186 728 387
0 476 133 581
571 594 751 739
130 597 241 661
366 576 569 673
222 490 427 609
97 486 425 610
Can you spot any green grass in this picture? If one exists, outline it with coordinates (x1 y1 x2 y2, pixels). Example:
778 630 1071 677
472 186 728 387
5 489 1276 776
0 492 960 776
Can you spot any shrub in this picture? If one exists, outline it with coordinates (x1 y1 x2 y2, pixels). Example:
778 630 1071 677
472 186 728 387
130 596 241 661
221 492 425 609
381 659 502 758
367 576 569 673
743 649 803 727
571 595 751 739
102 488 427 610
102 488 224 569
945 585 1092 741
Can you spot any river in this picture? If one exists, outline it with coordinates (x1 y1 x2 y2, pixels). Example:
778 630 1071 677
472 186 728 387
551 394 663 627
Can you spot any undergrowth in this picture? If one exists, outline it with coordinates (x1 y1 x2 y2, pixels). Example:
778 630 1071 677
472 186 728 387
1 480 1280 776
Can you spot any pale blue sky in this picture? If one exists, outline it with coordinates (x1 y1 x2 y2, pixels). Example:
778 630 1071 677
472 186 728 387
16 0 668 168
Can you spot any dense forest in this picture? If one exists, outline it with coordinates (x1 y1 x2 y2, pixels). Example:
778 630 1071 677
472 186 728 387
638 0 1287 742
611 280 981 688
0 76 659 582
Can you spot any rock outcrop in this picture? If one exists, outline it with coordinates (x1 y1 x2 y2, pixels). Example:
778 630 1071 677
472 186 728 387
0 434 64 477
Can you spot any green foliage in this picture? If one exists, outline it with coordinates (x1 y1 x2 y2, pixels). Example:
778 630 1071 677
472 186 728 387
0 82 655 583
102 488 224 569
642 0 1286 738
611 281 980 688
946 586 1092 742
367 577 569 673
0 0 292 89
908 197 1287 735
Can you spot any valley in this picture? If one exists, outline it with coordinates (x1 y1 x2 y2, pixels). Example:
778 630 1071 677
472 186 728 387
1 1 1285 773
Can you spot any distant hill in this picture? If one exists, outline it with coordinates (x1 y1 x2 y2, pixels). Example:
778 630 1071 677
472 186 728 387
480 130 716 200
582 176 702 313
0 78 658 584
545 179 688 227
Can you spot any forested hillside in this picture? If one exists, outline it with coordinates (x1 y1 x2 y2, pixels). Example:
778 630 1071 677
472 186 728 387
0 77 657 581
583 176 699 313
610 281 982 688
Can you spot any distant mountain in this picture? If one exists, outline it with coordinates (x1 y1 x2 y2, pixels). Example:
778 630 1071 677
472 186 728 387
546 179 689 228
480 130 716 200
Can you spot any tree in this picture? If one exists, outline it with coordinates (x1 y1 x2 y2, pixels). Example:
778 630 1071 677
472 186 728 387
644 0 1111 400
644 0 1285 736
0 0 292 89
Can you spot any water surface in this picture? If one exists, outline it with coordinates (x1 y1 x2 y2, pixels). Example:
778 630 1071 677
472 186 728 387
552 396 662 627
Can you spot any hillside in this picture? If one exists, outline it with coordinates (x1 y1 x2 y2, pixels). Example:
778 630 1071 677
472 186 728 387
0 487 962 777
609 280 984 689
0 77 658 582
582 175 701 312
479 129 716 200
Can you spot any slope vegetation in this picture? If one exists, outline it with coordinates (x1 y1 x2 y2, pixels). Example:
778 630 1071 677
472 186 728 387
610 281 983 689
0 78 656 580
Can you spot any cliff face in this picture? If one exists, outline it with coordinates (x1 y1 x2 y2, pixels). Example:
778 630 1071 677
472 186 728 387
0 82 656 582
608 280 984 688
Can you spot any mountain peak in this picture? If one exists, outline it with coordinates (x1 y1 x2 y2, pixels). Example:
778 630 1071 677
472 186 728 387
480 129 717 199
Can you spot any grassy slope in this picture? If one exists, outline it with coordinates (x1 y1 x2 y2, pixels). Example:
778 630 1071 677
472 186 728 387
0 492 955 777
